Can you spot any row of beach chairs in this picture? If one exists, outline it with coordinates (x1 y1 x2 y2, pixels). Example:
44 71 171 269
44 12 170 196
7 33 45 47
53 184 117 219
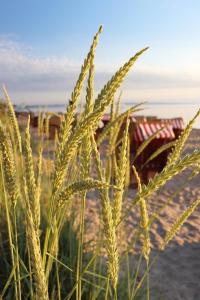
15 110 184 183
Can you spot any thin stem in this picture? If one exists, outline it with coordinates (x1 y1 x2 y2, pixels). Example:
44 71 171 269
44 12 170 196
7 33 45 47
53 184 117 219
0 162 19 300
27 237 34 299
76 193 86 300
146 259 150 300
13 207 22 300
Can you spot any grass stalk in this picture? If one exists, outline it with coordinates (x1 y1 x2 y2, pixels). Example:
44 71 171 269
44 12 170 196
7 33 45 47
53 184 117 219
0 161 19 300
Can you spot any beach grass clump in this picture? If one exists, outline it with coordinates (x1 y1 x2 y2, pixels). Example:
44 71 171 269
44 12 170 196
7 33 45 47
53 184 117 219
0 26 200 300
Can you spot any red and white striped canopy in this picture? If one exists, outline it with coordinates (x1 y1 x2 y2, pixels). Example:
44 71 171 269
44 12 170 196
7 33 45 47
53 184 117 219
133 122 175 142
161 118 184 130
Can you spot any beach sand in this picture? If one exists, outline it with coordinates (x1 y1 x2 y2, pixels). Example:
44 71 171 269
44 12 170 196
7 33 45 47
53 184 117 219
144 129 200 300
84 128 200 300
28 119 200 299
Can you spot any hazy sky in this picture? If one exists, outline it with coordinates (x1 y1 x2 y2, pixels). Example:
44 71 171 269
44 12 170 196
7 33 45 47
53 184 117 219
0 0 200 106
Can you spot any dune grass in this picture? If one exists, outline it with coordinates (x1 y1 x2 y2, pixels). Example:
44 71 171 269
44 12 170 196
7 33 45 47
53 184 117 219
0 27 200 299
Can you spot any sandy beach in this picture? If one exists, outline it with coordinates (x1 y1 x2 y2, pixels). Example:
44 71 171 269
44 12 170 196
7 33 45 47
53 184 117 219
147 129 200 299
83 128 200 300
22 118 200 299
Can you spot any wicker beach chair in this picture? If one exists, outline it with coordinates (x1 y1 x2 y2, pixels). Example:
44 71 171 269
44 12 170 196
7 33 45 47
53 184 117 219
131 120 176 183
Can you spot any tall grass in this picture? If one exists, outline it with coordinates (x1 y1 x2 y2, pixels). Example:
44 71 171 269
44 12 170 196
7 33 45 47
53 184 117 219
0 27 200 299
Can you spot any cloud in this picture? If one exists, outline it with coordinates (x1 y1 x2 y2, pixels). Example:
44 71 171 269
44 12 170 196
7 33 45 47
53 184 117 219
0 37 200 105
0 36 78 84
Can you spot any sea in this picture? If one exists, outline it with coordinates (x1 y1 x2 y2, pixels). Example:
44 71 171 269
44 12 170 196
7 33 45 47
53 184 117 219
18 101 200 129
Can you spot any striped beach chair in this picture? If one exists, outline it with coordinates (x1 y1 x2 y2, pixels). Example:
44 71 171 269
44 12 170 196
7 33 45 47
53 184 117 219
131 119 176 183
160 117 184 139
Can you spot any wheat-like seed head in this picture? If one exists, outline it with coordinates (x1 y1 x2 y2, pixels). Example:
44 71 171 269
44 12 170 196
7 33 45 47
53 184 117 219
2 86 22 153
52 106 112 195
125 136 130 188
80 133 92 179
45 113 51 138
115 91 122 117
99 187 119 289
24 116 40 231
0 121 19 207
80 42 96 178
91 135 119 289
132 150 200 208
85 42 95 115
107 98 124 155
167 109 200 167
105 101 116 183
132 165 150 261
161 196 200 250
53 27 102 197
39 112 45 138
97 102 144 145
57 178 114 208
56 26 102 166
52 49 147 196
190 163 200 179
112 118 130 227
37 112 41 137
35 144 43 229
93 48 148 112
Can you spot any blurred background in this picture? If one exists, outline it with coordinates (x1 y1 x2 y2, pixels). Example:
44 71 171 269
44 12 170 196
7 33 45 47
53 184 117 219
0 0 199 125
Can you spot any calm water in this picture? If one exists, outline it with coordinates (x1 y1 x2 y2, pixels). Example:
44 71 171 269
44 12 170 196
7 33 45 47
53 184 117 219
138 103 200 129
23 102 200 128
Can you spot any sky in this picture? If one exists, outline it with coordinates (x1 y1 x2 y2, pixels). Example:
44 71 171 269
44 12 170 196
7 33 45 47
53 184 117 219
0 0 200 116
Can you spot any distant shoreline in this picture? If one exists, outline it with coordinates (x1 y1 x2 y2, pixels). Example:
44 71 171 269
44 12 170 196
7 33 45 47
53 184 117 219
14 102 200 129
19 102 200 109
